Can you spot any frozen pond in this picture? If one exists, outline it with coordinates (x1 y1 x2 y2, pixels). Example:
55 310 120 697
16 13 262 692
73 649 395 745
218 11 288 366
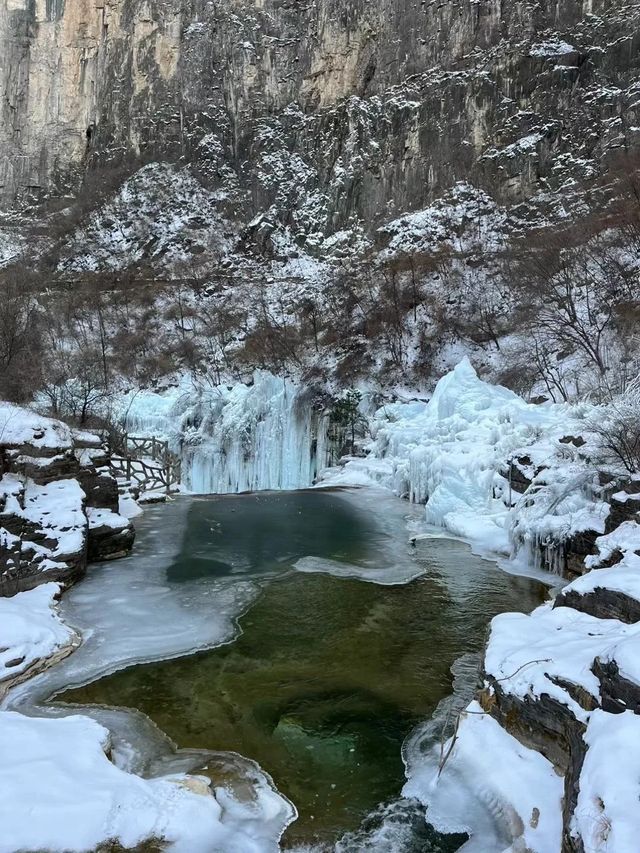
8 489 547 850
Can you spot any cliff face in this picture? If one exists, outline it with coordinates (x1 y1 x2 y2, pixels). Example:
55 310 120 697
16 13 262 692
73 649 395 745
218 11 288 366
2 0 640 230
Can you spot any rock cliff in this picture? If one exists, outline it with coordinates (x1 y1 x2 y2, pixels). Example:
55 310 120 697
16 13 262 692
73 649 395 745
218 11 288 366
2 0 640 238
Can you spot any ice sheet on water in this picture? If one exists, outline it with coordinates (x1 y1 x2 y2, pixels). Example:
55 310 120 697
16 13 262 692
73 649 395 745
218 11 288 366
3 499 258 708
294 555 425 585
294 487 428 585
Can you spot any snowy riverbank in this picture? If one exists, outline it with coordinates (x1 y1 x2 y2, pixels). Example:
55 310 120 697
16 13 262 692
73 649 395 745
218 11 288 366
0 405 294 853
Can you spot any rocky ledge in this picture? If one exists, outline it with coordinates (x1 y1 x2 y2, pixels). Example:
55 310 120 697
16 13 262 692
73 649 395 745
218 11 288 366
478 501 640 850
0 402 135 596
416 475 640 853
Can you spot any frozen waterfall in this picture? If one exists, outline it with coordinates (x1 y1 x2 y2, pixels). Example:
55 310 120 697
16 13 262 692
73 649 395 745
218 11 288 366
116 372 333 494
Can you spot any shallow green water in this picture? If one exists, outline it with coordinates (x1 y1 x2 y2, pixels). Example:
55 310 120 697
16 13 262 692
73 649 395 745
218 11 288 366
60 491 545 849
163 490 384 582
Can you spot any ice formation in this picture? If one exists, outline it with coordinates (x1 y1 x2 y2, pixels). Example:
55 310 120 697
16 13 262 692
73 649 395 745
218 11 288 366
117 371 332 494
118 360 605 572
4 500 259 708
322 358 596 569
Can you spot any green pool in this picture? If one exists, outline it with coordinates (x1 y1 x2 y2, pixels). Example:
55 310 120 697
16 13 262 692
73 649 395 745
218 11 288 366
59 491 545 849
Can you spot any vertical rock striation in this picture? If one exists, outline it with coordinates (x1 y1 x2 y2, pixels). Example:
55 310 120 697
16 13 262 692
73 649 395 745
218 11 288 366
2 0 639 233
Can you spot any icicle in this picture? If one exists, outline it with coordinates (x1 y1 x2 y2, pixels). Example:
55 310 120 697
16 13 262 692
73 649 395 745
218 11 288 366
120 372 336 495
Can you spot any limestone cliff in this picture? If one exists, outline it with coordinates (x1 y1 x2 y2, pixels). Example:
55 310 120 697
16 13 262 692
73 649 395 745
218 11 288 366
2 0 640 233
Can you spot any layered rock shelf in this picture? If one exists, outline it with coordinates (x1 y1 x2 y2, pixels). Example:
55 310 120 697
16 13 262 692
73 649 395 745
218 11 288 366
0 403 135 596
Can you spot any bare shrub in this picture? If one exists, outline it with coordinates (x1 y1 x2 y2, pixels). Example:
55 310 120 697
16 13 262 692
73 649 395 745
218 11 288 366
589 377 640 474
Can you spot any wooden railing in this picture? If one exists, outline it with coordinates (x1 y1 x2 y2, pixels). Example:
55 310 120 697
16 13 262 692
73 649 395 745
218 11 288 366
124 434 172 462
108 433 182 495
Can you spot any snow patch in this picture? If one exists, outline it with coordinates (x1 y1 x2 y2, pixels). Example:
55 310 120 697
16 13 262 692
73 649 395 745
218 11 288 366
403 700 563 852
0 711 286 853
0 583 74 688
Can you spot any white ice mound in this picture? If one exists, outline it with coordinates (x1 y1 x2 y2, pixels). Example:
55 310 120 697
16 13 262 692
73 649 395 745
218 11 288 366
426 357 521 420
327 358 569 560
0 711 286 853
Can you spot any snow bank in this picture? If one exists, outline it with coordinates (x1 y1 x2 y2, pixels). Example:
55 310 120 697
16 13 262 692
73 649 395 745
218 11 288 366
0 583 75 691
565 550 640 603
584 520 640 571
23 478 87 559
403 700 563 853
0 401 74 450
557 528 640 685
0 711 286 853
573 710 640 853
1 474 88 576
87 506 132 532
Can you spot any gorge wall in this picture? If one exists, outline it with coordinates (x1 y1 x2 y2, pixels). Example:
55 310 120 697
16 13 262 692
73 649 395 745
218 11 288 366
2 0 640 233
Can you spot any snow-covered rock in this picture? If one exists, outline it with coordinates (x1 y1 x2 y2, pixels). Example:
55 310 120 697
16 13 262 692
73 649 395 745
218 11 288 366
1 402 135 593
0 402 75 452
0 711 289 853
0 583 76 698
484 604 640 723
